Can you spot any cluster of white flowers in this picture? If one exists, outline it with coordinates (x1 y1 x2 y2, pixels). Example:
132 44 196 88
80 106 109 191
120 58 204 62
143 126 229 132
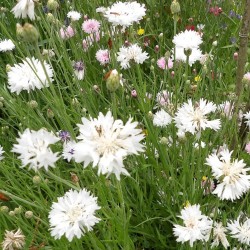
11 0 35 20
174 205 250 249
117 44 149 69
173 30 203 65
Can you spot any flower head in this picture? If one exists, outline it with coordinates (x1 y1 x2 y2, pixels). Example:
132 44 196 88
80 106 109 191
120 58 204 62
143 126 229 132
117 44 149 69
174 99 221 135
206 149 250 200
95 49 110 65
73 111 145 180
11 0 35 20
49 189 100 242
211 222 229 249
103 1 146 28
173 30 202 50
73 61 85 80
173 204 212 247
67 11 81 21
60 26 75 39
227 215 250 245
1 228 25 250
157 57 173 70
82 19 100 34
0 39 15 52
7 57 53 94
153 109 172 127
12 128 60 171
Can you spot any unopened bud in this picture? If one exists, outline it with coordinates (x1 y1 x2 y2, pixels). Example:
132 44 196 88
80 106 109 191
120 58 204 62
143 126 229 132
14 206 22 214
47 109 54 118
47 0 59 10
25 211 33 218
33 175 41 184
170 0 181 14
17 23 39 43
1 206 9 213
233 52 238 60
28 100 38 109
105 69 120 92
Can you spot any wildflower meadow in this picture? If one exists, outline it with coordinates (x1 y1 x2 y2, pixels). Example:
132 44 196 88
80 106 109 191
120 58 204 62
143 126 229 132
0 0 250 249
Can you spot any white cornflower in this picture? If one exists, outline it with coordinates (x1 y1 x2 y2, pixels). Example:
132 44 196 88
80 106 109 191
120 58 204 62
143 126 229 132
0 39 15 52
227 215 250 245
174 47 203 65
174 98 221 135
103 1 146 28
153 109 172 127
49 189 100 242
173 30 202 50
73 61 85 80
11 0 35 20
1 228 25 250
117 44 149 69
73 111 145 180
173 204 212 247
243 111 250 128
62 141 76 162
67 11 81 21
206 149 250 201
211 222 230 249
12 128 60 171
7 57 53 94
0 146 4 160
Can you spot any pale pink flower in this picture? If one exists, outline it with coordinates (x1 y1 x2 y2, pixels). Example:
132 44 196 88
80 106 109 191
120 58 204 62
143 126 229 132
82 19 100 34
60 26 75 39
246 143 250 154
243 72 250 83
157 57 173 70
95 49 110 65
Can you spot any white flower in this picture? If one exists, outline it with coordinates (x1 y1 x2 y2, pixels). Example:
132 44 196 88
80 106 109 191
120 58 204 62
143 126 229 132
103 1 146 27
174 98 221 135
153 109 172 127
12 128 60 171
1 228 25 250
49 189 100 242
0 39 15 52
174 47 203 65
227 215 250 245
67 11 81 21
243 111 250 128
7 57 54 94
73 61 85 80
73 111 145 180
11 0 35 20
117 44 149 69
62 141 76 162
173 204 212 247
173 30 202 50
0 146 4 160
206 149 250 200
211 222 230 249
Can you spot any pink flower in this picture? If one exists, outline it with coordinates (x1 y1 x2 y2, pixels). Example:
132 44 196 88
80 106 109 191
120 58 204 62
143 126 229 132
131 90 137 97
82 19 100 34
60 26 75 39
96 49 110 65
246 143 250 154
243 72 250 84
157 57 173 70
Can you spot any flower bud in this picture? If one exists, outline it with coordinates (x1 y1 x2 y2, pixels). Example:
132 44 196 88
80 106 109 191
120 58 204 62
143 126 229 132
0 206 9 213
25 211 34 218
47 0 59 10
33 175 41 184
14 206 22 214
105 69 120 92
47 109 54 118
170 0 181 14
16 23 39 43
28 100 38 109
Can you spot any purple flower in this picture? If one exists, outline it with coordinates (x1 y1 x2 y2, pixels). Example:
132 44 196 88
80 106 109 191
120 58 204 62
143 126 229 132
58 130 71 142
